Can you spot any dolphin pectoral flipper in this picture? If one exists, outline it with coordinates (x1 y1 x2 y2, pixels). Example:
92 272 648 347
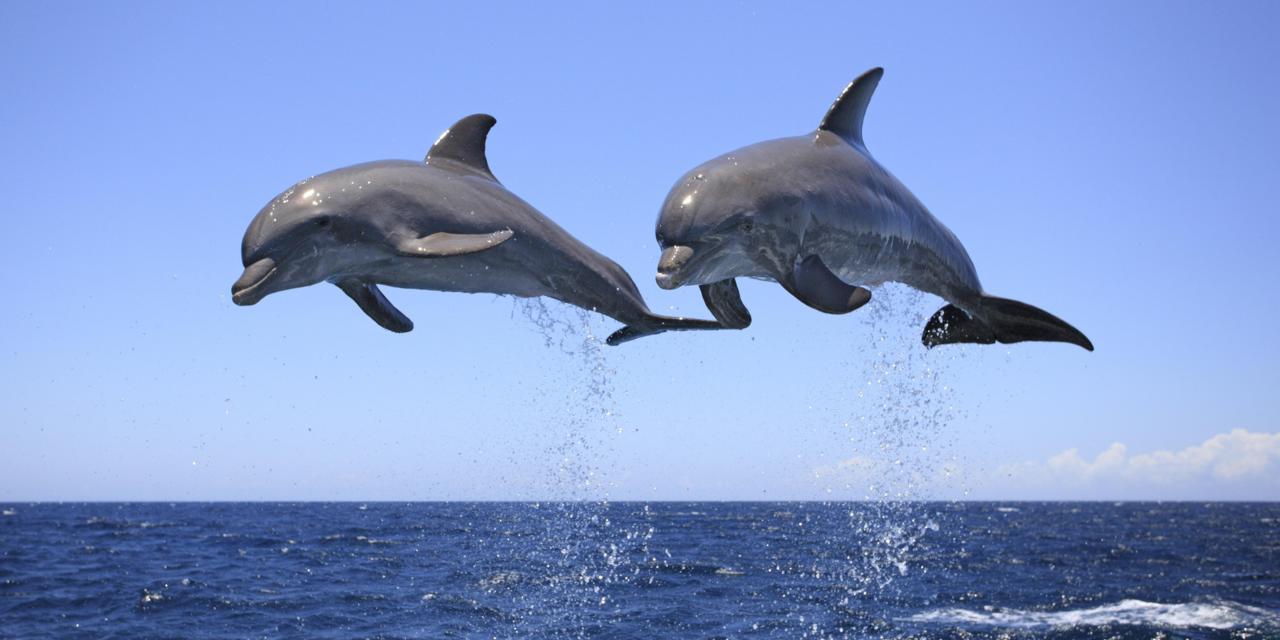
783 255 872 314
335 278 414 333
395 229 513 257
699 279 752 329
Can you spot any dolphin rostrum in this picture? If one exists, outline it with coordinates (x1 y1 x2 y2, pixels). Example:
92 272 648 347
653 68 1092 350
232 114 725 345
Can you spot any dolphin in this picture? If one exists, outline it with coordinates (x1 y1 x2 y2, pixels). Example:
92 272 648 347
652 68 1092 350
232 114 725 345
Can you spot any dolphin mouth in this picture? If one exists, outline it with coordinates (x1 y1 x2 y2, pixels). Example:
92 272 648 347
231 258 278 306
656 245 694 290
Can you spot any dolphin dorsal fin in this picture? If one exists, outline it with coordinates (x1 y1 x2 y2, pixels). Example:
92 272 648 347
426 114 498 181
818 67 884 148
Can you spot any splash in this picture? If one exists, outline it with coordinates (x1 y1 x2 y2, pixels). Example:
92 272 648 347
809 284 969 594
511 298 618 499
502 299 647 636
490 503 656 638
842 284 967 500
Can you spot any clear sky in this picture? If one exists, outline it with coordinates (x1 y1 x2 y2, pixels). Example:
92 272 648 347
2 1 1277 501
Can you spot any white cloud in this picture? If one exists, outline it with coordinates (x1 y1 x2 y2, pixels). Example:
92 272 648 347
1000 429 1280 492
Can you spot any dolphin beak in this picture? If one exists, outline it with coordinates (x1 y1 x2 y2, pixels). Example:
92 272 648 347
656 245 694 290
231 257 278 306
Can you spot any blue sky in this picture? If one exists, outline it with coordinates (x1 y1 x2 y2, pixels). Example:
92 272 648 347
2 1 1277 501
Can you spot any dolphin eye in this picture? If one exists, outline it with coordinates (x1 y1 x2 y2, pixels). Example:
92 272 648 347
741 220 754 232
316 216 331 228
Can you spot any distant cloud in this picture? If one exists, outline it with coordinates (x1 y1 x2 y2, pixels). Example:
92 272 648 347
998 429 1280 497
805 429 1280 500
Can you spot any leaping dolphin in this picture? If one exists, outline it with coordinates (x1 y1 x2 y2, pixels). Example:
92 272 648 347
232 114 725 345
652 68 1092 351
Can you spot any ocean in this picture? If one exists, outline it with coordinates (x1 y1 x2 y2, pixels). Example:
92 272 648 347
1 502 1276 639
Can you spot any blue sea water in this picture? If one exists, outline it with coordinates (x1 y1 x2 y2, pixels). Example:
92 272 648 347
1 502 1277 639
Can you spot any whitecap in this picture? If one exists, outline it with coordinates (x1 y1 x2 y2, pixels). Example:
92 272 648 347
478 571 522 589
904 599 1280 630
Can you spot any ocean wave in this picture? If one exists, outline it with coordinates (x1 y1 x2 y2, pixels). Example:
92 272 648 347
905 599 1280 630
652 562 744 576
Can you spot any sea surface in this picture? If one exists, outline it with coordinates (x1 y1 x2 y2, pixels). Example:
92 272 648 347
1 502 1277 639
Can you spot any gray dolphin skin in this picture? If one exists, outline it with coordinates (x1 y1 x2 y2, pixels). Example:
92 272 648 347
232 114 724 345
653 68 1092 351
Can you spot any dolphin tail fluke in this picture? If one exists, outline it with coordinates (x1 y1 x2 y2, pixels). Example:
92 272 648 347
923 296 1093 351
606 316 730 346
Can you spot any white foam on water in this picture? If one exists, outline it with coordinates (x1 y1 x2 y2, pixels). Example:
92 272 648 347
905 599 1280 630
